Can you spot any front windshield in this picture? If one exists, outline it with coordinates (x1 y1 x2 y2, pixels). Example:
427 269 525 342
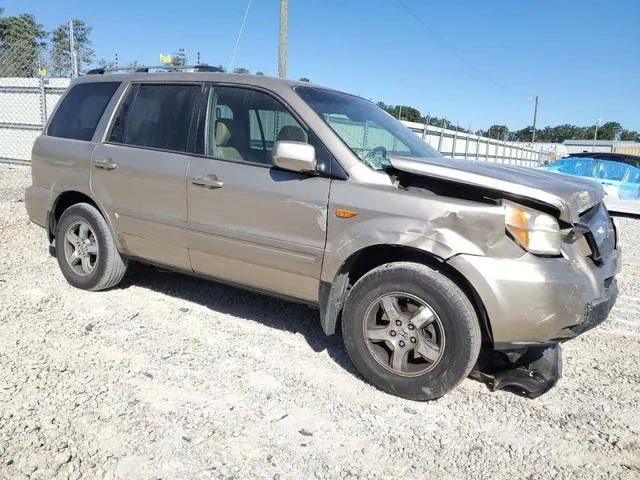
296 86 442 170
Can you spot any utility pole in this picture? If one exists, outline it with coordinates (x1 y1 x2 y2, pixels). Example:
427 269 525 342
531 95 538 143
593 118 601 150
278 0 288 78
69 20 78 78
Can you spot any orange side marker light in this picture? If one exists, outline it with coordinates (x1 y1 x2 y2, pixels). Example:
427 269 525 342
336 209 358 219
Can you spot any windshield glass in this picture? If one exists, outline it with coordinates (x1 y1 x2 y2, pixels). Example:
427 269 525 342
295 86 442 170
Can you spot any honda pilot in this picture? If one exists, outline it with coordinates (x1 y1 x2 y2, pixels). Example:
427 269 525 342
25 72 620 400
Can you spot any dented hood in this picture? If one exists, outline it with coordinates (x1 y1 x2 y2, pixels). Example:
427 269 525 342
390 156 604 223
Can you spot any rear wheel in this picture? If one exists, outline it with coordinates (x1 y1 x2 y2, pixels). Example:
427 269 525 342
342 262 481 400
55 203 127 291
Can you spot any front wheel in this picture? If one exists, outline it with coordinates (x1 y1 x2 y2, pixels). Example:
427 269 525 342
55 202 127 291
342 262 481 400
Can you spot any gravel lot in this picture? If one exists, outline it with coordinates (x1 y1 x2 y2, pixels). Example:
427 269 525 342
1 164 639 479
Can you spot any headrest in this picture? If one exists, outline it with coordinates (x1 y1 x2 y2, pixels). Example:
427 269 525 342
215 119 233 146
276 125 306 143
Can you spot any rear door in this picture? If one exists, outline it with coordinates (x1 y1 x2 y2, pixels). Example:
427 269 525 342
91 82 202 269
186 84 332 301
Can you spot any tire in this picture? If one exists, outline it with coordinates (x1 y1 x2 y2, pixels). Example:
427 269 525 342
342 262 481 401
55 202 127 291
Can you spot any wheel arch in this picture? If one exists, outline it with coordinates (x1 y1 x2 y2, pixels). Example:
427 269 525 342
318 244 493 345
48 191 122 253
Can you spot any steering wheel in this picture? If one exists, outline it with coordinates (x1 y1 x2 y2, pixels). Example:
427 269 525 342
363 146 388 169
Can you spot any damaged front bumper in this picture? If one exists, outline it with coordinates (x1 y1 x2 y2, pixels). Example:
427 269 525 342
450 230 620 398
448 248 621 344
564 279 618 338
470 281 617 399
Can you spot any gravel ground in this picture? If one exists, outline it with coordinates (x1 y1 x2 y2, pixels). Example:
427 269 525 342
1 164 639 480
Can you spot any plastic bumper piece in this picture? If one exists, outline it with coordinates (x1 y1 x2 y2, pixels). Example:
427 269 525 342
471 344 563 399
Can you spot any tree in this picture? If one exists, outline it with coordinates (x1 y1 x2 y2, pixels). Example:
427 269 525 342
96 58 117 70
299 77 310 82
596 121 622 141
375 96 639 143
233 67 249 74
376 103 422 122
485 125 509 140
255 71 264 76
50 19 94 76
514 127 534 142
0 12 47 77
620 129 640 142
548 124 580 143
216 64 226 72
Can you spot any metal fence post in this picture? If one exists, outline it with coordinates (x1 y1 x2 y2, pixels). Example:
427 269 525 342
502 139 507 164
451 125 458 159
517 145 522 165
464 131 469 159
38 75 47 129
475 136 480 160
438 126 444 153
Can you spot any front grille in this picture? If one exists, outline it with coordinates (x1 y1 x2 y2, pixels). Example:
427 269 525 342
578 203 615 265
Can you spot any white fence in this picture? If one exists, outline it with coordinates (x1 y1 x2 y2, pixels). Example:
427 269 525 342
400 120 546 167
0 76 546 166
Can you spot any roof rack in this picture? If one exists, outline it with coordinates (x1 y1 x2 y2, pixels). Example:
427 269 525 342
86 65 224 75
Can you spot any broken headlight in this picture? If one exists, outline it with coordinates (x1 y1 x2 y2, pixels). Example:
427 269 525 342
504 202 561 256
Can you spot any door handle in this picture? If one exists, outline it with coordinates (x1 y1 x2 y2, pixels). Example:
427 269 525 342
94 159 118 171
191 175 224 189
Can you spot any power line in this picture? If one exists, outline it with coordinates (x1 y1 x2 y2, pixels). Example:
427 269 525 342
228 0 253 72
395 0 526 98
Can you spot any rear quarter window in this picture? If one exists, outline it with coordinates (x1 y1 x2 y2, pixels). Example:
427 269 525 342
47 82 120 141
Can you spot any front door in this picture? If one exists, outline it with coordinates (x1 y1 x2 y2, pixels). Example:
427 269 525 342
186 85 331 301
91 82 202 269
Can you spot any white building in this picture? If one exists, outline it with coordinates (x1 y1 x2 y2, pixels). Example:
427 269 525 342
563 139 640 155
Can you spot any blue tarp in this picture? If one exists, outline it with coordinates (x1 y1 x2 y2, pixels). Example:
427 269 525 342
539 157 640 201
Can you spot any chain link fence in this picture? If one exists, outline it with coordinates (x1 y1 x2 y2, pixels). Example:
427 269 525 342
0 42 70 163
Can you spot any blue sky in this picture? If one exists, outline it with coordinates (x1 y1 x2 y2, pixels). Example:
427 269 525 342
5 0 640 131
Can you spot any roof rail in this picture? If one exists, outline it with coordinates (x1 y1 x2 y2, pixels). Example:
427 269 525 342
85 65 225 75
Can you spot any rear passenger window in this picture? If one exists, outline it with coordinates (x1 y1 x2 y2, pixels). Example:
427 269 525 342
48 82 120 141
109 83 201 153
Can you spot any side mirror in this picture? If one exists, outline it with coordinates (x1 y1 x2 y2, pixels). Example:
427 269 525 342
271 141 317 173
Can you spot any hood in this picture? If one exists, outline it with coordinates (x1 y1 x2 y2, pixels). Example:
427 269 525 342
390 156 604 223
